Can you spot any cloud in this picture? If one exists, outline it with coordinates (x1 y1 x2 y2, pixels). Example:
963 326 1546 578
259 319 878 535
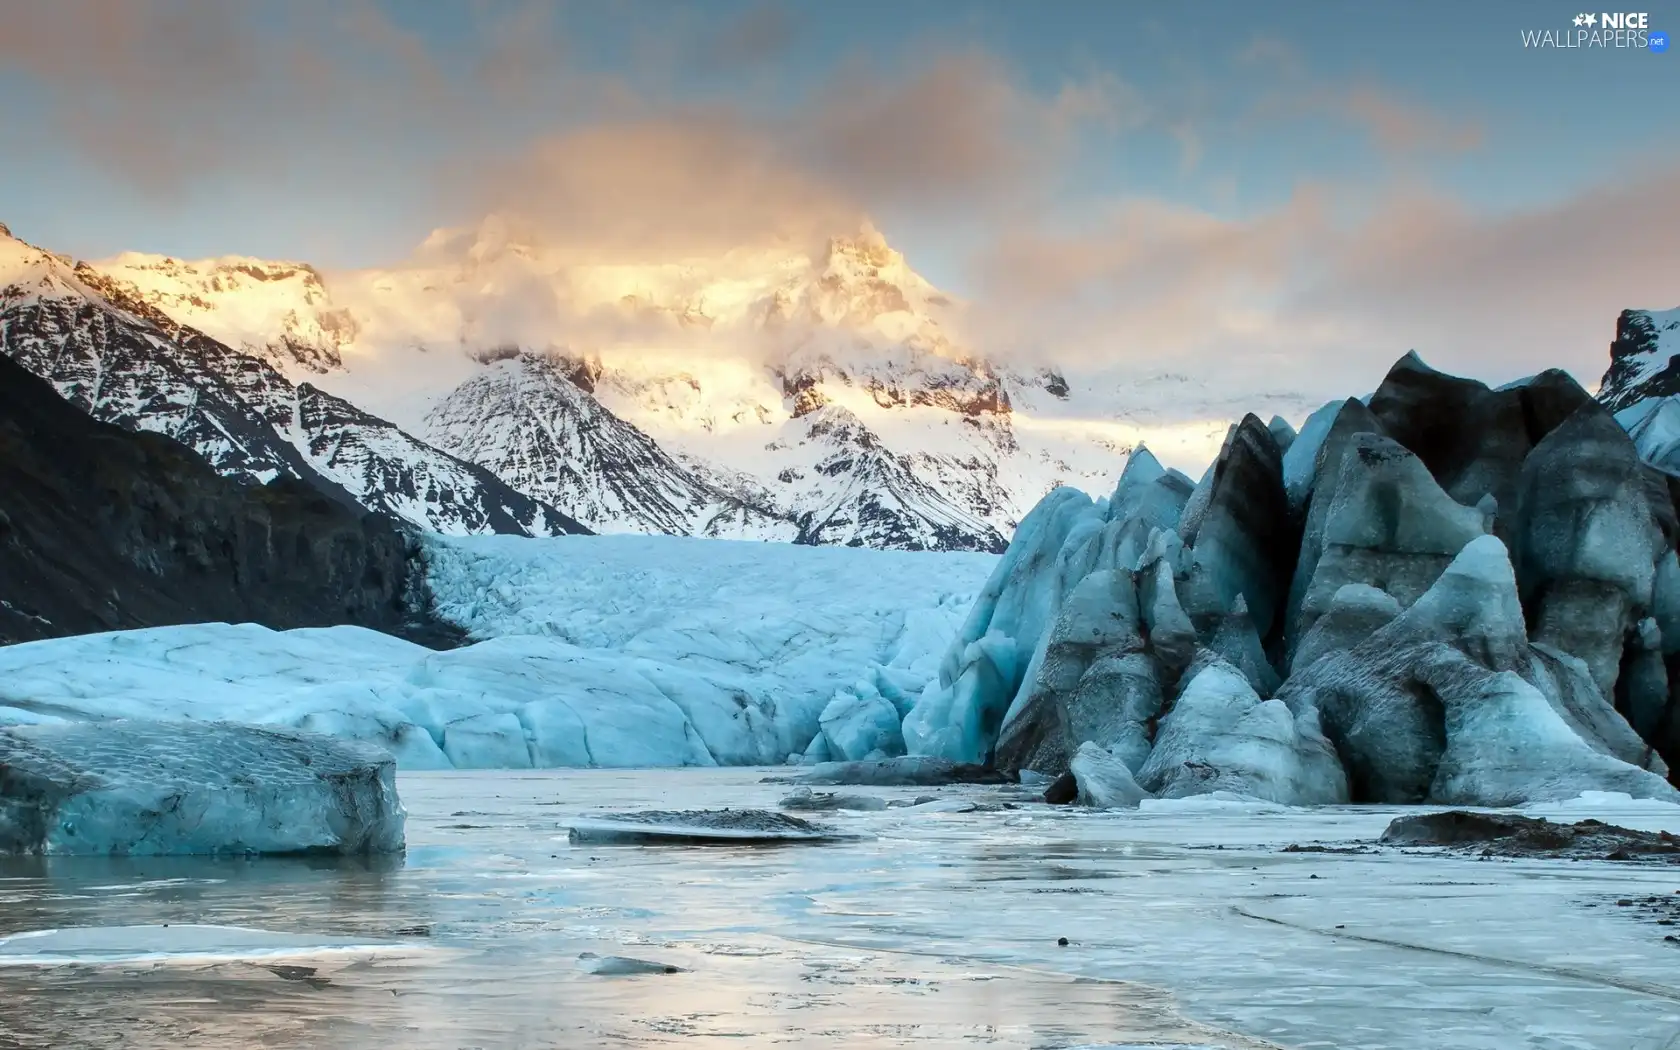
0 0 467 197
464 51 1137 259
1294 165 1680 381
798 53 1040 215
16 0 1643 425
0 0 265 193
693 2 800 71
1336 86 1484 154
1236 33 1482 156
964 164 1680 411
472 115 865 262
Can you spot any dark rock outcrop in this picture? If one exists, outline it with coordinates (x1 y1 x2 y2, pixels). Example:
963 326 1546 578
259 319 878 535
0 351 463 647
1381 810 1680 862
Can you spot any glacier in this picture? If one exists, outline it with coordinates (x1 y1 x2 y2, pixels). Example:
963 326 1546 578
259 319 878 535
906 353 1680 808
0 534 997 771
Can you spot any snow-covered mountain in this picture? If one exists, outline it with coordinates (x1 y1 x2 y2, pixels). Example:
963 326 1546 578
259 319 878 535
1596 306 1680 412
29 216 1283 551
423 350 796 540
0 224 585 538
315 220 1116 550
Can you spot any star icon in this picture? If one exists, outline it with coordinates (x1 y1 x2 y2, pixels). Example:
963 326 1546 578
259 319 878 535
1584 12 1598 25
1574 13 1586 24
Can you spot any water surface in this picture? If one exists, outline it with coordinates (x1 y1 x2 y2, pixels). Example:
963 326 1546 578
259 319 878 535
1 769 1675 1049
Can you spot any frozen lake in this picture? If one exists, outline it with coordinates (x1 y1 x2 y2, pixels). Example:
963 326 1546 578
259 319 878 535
1 769 1678 1049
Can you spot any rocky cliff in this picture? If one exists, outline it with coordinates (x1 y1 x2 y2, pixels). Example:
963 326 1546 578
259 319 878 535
0 351 463 648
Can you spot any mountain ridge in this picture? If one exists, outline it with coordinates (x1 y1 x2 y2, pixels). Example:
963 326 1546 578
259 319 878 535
58 217 1134 550
1598 306 1680 412
0 227 589 540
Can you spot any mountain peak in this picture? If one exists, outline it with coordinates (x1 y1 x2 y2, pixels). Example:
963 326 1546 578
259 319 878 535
0 229 99 305
1596 305 1680 412
825 222 896 269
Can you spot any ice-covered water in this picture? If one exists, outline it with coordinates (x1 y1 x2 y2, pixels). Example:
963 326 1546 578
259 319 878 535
1 770 1677 1049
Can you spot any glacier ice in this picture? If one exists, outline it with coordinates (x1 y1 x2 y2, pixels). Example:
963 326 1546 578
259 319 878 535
1513 402 1662 699
1280 397 1344 514
1138 656 1348 806
0 534 997 771
1282 536 1675 804
776 755 1007 787
902 487 1103 763
0 720 404 856
1289 584 1400 675
576 951 687 976
1068 741 1151 809
816 689 907 762
1288 431 1486 668
908 352 1680 808
1172 415 1293 644
1428 668 1673 807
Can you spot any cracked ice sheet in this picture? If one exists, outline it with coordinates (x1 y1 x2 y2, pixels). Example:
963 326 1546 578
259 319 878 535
404 772 1680 1050
5 770 1680 1050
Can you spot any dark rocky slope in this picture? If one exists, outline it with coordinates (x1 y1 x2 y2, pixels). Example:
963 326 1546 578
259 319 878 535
0 229 588 539
0 351 463 648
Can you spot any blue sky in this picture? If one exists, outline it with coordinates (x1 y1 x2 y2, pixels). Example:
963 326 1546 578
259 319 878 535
1 0 1676 392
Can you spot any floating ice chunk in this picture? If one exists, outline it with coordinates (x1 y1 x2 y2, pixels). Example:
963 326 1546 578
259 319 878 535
779 789 889 812
576 951 687 975
0 720 405 856
566 809 855 845
1064 1045 1231 1050
0 925 415 966
893 798 979 814
1523 790 1680 833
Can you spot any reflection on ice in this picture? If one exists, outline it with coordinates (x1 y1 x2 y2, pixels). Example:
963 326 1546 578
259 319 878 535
0 924 419 966
0 769 1677 1049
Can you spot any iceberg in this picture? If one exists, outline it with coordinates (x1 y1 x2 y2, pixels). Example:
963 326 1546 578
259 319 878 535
0 720 405 856
565 809 854 845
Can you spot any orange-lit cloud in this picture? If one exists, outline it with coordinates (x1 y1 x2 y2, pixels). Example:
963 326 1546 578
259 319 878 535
964 164 1680 405
8 1 1664 415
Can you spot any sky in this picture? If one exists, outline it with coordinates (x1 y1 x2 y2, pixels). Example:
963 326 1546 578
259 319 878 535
1 0 1677 402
